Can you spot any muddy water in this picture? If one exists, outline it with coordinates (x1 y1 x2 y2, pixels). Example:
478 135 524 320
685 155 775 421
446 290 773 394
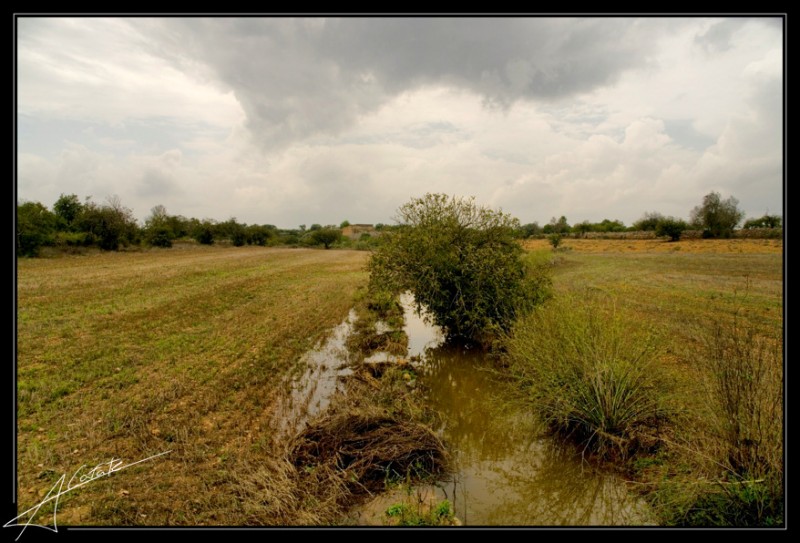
357 294 655 526
276 296 654 525
271 309 356 435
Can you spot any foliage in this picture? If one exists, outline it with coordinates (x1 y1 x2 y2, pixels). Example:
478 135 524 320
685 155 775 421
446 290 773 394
192 220 216 245
504 293 671 456
75 197 139 251
690 191 744 238
543 215 570 234
547 233 562 249
309 227 342 249
655 217 687 242
633 211 665 231
743 214 781 229
516 222 542 238
368 193 551 346
53 193 84 230
340 219 350 228
385 498 455 526
17 202 58 256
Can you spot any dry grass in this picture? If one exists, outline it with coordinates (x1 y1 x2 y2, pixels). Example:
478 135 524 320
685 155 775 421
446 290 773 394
523 238 782 255
16 246 369 525
524 240 784 525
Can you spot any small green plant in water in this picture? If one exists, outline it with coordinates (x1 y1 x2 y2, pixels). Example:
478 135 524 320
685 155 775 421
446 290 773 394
385 498 455 526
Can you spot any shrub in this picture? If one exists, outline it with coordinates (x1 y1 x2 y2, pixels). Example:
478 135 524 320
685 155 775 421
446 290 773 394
655 217 687 242
17 201 57 256
547 233 562 249
504 293 671 456
368 194 550 347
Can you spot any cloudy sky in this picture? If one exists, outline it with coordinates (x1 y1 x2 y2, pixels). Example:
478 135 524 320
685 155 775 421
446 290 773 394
17 17 783 228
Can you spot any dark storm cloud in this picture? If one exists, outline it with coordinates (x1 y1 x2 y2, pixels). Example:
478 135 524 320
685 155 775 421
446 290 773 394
148 18 667 150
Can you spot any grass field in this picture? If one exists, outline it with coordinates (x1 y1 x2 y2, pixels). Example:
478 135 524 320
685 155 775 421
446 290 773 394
17 246 368 525
15 239 783 526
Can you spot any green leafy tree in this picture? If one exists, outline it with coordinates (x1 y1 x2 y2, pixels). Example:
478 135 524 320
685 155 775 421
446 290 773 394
17 201 57 256
368 194 551 346
517 222 542 238
543 215 570 234
309 227 342 249
690 191 744 238
633 212 664 231
144 205 174 247
53 193 83 231
340 219 351 228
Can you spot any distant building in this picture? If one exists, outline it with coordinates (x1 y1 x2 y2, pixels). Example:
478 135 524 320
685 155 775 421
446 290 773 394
341 224 377 240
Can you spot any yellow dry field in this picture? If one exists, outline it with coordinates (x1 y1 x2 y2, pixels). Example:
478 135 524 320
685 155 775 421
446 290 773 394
523 237 783 254
16 246 368 525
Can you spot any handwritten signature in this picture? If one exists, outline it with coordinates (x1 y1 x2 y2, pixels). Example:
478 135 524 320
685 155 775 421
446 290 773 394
4 450 171 540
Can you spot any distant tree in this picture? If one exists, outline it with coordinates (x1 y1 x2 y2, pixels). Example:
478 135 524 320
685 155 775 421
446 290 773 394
309 223 322 231
517 222 542 238
633 211 664 231
192 220 216 245
53 193 83 230
543 215 570 235
246 224 275 246
597 219 626 232
309 227 342 249
340 220 351 228
655 217 688 242
690 191 744 238
17 201 57 256
572 221 592 236
743 214 782 229
375 223 385 231
76 196 139 250
144 205 174 247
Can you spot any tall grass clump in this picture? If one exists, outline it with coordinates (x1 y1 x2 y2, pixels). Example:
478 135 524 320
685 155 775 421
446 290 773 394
504 293 671 457
673 305 783 526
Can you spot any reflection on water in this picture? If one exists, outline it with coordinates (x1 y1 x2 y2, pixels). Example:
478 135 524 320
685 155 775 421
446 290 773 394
271 310 356 435
358 294 655 526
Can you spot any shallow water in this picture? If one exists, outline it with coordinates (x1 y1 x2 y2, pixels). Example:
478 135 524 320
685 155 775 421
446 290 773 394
356 295 655 526
276 296 654 525
271 309 356 435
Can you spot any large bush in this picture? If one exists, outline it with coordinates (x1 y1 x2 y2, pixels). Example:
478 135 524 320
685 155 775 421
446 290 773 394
17 201 57 256
368 193 550 346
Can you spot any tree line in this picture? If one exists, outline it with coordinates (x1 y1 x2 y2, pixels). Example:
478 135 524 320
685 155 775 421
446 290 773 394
17 190 781 257
16 194 362 257
515 191 781 242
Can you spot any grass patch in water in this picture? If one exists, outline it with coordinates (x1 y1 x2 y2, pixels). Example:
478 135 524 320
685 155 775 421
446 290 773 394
503 291 673 458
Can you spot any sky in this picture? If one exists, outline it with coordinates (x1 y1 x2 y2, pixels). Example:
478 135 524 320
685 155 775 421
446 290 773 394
16 16 784 229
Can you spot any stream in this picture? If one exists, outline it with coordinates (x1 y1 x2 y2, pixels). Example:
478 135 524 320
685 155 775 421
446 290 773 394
276 293 655 525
